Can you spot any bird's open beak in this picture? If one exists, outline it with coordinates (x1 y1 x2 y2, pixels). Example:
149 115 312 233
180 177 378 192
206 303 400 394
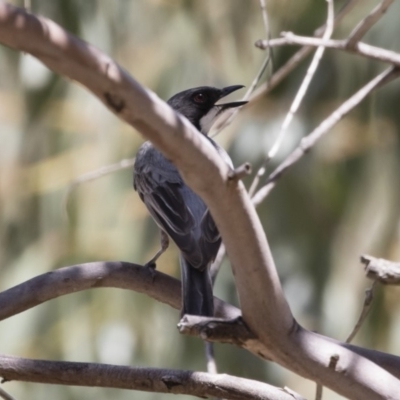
217 85 248 110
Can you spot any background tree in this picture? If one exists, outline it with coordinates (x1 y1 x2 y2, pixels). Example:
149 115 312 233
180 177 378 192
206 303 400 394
0 1 400 399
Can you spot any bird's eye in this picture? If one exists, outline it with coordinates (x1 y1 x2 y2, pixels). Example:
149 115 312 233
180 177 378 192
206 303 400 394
193 93 207 103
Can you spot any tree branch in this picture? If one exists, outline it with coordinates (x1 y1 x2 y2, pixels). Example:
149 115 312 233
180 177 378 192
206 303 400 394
252 66 400 206
249 0 335 197
0 386 15 400
0 354 305 400
346 0 394 49
0 262 240 321
250 0 360 102
1 263 400 381
361 255 400 285
256 34 400 67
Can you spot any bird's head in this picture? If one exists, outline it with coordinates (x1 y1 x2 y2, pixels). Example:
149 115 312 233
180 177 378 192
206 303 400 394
167 85 247 135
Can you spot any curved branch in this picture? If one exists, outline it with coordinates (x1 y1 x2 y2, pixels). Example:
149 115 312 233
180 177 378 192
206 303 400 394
0 354 305 400
0 262 240 321
1 4 400 399
1 263 400 382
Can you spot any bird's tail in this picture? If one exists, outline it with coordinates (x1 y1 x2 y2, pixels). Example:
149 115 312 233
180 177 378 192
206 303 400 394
180 255 214 317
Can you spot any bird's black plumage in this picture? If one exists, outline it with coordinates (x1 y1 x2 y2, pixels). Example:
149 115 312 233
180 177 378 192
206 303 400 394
133 85 246 316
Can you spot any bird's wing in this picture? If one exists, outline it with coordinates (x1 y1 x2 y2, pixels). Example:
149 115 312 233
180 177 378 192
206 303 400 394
134 143 222 269
134 162 204 266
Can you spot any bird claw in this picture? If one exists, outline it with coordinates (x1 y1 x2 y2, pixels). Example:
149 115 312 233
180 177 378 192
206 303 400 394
144 261 157 281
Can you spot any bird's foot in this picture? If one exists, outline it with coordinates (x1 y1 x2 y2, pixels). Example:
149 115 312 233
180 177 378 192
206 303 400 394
144 260 157 281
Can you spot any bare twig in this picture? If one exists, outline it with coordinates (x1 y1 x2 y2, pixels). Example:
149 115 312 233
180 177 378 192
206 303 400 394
0 387 16 400
361 255 400 285
0 354 304 400
211 0 273 136
212 0 272 135
66 157 135 189
315 384 323 400
315 275 377 400
346 0 394 49
256 34 400 67
63 157 135 215
259 0 269 38
212 55 271 134
210 244 227 284
316 279 376 399
249 0 335 197
228 162 252 181
250 0 360 102
252 66 400 206
205 342 218 375
23 0 31 12
345 282 377 344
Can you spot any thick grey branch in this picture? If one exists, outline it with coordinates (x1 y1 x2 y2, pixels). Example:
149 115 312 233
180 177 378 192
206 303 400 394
0 354 305 400
361 255 400 285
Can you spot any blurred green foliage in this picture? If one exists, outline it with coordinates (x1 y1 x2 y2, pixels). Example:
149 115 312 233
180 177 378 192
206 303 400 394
1 1 400 399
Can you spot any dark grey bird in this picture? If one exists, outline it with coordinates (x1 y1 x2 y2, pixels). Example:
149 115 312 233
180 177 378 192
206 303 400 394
133 85 247 317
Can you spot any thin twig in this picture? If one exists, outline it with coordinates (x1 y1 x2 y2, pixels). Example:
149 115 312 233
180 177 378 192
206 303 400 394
228 162 252 181
250 0 360 103
0 387 16 400
259 0 269 38
269 0 335 160
205 342 218 375
205 342 221 400
249 0 335 197
214 0 357 137
315 279 376 399
345 282 377 344
212 55 271 135
252 66 400 207
212 0 272 135
256 34 400 67
23 0 31 12
63 157 135 216
315 384 323 400
346 0 394 49
210 244 227 284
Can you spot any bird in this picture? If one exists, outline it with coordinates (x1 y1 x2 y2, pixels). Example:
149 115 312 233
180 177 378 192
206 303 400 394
133 85 247 317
